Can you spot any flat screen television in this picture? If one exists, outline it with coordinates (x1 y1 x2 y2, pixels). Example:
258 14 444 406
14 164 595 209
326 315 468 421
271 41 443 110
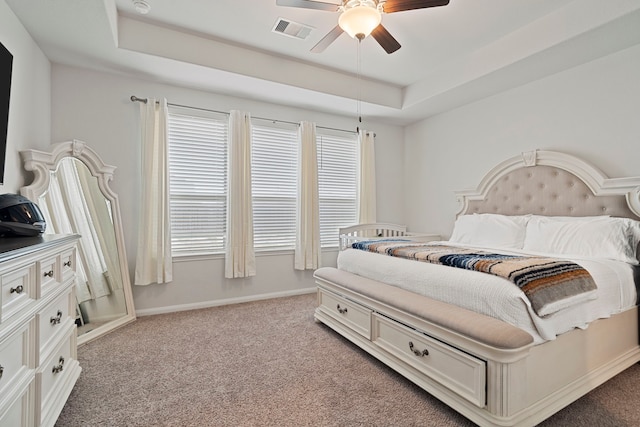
0 42 13 184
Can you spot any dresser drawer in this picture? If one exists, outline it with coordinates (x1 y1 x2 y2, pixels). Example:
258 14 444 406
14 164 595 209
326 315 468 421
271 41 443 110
60 248 76 284
38 288 74 359
37 325 80 426
372 313 486 407
38 254 61 297
1 265 35 322
0 321 34 396
318 288 371 339
0 378 33 427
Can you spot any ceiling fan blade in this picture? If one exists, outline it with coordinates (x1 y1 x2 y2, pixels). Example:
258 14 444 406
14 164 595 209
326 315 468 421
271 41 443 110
311 25 344 53
371 24 401 54
276 0 340 12
382 0 449 13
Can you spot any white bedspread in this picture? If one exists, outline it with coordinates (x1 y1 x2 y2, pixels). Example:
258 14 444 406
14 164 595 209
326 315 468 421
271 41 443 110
337 242 637 344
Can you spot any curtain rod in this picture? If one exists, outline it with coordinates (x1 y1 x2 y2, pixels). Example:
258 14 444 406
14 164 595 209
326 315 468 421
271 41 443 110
130 95 365 136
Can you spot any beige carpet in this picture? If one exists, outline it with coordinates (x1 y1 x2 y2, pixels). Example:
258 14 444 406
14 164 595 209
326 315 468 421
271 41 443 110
55 294 640 427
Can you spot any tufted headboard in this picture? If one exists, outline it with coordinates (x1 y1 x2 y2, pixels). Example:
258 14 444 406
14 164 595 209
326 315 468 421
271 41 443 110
455 150 640 220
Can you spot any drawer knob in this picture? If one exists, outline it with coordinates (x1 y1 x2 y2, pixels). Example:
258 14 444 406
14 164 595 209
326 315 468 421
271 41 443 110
336 304 348 314
409 341 429 357
44 270 54 278
0 364 3 379
50 310 63 325
64 260 72 267
10 285 24 294
52 356 65 374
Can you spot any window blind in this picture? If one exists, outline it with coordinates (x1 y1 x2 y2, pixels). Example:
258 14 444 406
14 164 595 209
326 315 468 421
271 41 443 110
167 108 358 256
317 131 358 248
251 123 298 251
167 111 228 256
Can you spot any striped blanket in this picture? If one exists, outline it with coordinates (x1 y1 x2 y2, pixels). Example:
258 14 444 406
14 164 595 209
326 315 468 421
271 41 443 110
351 240 597 316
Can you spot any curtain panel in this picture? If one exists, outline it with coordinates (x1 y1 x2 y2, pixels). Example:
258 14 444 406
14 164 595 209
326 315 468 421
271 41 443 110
357 129 377 224
294 121 321 270
134 98 173 286
225 110 256 278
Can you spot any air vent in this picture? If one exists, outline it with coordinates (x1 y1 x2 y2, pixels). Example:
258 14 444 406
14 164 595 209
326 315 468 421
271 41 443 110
272 18 313 40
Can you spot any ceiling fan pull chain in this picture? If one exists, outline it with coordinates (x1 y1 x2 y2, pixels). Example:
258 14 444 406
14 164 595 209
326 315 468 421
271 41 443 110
357 38 362 132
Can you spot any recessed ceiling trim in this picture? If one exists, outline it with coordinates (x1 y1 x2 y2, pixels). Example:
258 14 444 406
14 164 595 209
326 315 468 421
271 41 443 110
117 16 402 109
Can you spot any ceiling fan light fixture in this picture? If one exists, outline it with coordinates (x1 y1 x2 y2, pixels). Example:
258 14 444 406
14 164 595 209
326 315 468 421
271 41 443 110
338 5 381 39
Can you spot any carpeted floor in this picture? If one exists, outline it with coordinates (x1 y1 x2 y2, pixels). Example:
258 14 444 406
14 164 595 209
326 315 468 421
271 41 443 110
55 293 640 427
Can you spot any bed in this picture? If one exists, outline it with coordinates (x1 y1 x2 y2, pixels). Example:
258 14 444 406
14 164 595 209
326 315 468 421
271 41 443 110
313 150 640 427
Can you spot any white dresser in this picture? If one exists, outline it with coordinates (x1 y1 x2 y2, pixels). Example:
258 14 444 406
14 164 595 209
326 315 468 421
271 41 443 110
0 234 81 427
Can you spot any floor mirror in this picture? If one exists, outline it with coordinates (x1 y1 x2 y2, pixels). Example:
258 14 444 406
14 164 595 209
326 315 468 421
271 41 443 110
21 139 136 345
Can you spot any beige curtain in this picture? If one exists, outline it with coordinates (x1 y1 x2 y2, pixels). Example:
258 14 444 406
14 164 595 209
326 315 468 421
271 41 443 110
357 129 377 224
294 121 320 270
225 110 256 278
134 98 173 286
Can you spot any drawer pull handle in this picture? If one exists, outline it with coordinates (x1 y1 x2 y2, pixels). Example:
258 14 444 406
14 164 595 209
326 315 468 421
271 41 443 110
52 356 65 374
0 365 3 379
64 260 72 267
10 285 24 294
44 270 54 278
336 304 348 314
50 310 63 325
409 341 429 357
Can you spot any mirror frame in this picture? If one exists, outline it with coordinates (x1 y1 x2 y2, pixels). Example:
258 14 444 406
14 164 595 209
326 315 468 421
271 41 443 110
20 139 136 345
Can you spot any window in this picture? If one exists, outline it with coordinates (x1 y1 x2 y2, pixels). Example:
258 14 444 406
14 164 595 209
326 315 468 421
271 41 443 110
317 131 358 248
167 108 228 257
251 123 358 252
251 122 298 251
167 108 358 257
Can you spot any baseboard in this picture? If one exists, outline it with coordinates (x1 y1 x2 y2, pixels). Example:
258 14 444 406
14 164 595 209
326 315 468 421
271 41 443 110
135 287 317 316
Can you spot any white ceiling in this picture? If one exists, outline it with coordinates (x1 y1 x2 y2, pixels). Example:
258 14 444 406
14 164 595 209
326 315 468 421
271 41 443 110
6 0 640 125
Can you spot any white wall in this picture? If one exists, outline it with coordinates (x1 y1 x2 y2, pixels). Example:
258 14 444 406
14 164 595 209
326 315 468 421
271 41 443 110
0 0 50 193
50 64 406 313
404 43 640 239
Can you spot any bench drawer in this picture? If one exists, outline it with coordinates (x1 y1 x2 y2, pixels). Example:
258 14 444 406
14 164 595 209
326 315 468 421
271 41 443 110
318 288 371 339
372 313 486 407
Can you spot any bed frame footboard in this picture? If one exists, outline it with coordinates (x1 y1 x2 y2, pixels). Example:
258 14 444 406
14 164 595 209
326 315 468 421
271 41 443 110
314 267 640 427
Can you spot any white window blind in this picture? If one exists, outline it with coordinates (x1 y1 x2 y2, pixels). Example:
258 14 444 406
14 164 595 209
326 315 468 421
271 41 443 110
167 109 228 257
317 131 358 248
251 123 298 251
167 109 358 256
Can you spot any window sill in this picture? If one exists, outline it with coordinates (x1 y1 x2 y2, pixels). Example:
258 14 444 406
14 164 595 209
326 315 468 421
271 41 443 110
172 246 339 263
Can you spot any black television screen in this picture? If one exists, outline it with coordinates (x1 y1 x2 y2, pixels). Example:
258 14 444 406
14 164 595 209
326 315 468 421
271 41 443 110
0 42 13 184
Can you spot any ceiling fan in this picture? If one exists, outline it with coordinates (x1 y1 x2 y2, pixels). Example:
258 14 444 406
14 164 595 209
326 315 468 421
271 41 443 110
276 0 450 54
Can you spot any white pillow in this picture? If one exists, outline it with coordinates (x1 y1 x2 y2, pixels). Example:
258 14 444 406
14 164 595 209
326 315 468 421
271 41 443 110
523 216 640 264
529 215 609 222
449 213 529 249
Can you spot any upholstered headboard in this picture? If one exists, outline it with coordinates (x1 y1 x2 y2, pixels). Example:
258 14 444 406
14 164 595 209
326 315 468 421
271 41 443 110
455 150 640 220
